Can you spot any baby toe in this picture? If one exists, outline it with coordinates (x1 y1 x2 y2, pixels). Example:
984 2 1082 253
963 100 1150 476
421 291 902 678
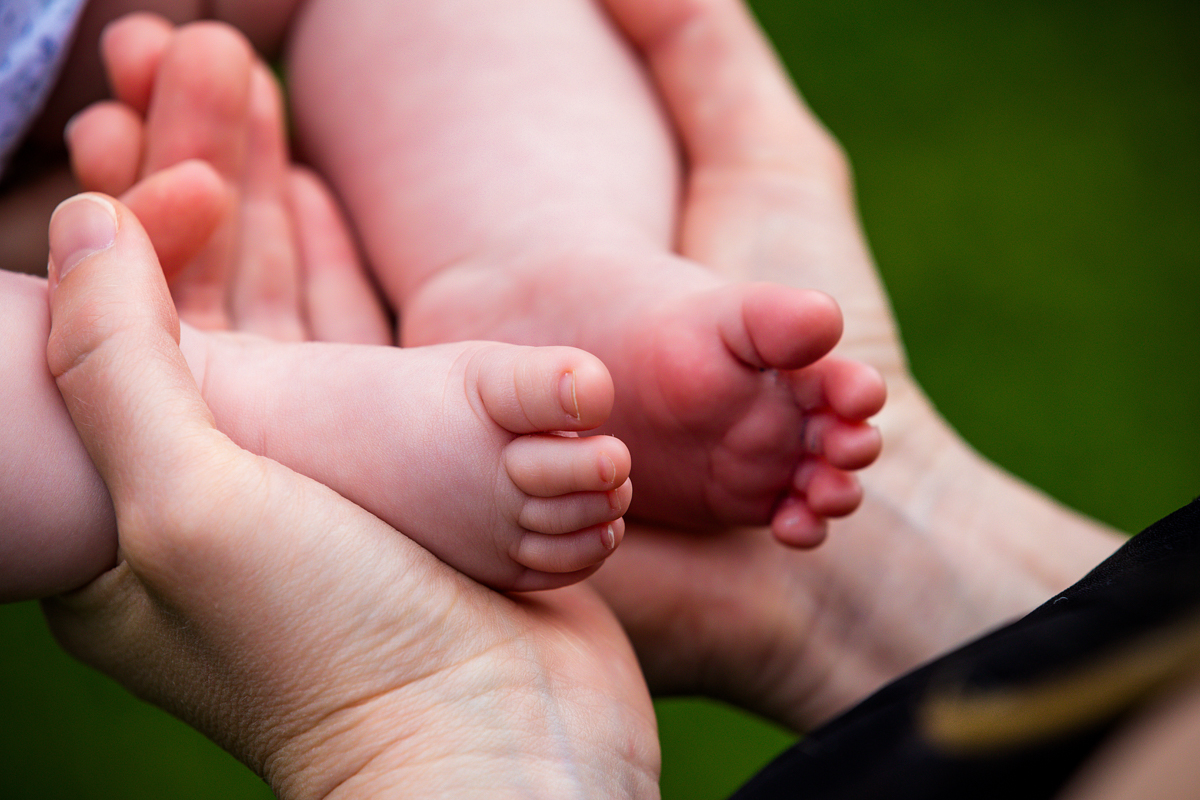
510 520 625 578
804 414 882 471
505 434 630 497
822 358 887 420
794 461 863 518
516 480 631 534
771 497 828 548
826 423 883 470
728 283 843 370
478 345 614 433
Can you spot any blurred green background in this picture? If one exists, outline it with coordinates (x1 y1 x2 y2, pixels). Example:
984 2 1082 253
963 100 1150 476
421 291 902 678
3 1 1199 797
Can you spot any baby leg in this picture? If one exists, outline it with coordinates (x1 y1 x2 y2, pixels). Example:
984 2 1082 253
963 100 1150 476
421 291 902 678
287 0 884 543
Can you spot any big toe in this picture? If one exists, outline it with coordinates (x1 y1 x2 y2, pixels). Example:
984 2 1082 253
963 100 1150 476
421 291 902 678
476 345 615 434
721 283 843 370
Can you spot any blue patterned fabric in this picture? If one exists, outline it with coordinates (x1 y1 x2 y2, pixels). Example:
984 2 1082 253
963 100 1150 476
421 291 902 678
0 0 88 176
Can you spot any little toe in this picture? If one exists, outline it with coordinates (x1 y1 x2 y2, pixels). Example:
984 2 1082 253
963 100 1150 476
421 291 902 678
721 282 843 370
510 520 625 578
505 434 630 497
477 345 615 433
517 480 632 534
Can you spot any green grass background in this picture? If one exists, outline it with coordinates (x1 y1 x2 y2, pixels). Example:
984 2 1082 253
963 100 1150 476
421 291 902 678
3 1 1199 797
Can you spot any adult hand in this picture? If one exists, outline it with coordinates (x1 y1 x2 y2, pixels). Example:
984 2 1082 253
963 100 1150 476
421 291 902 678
68 14 392 344
41 193 659 800
593 0 1125 731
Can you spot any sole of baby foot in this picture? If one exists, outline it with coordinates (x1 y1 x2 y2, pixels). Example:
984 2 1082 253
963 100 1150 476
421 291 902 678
400 251 881 532
599 280 861 531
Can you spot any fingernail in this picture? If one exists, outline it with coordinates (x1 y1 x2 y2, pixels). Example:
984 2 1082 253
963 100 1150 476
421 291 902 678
49 195 118 281
601 524 616 551
559 371 580 421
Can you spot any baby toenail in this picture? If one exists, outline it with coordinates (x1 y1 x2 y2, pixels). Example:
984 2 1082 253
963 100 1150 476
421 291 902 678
601 524 616 551
559 371 580 421
599 453 616 485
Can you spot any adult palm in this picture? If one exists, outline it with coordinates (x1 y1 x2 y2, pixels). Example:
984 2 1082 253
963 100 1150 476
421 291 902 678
594 0 1122 733
42 194 659 800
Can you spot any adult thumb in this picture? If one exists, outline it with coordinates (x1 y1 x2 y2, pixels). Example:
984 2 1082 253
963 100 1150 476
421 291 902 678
46 193 221 517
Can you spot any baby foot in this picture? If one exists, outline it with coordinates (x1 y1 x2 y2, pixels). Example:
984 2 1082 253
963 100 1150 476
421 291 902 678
603 278 884 545
67 17 629 589
67 14 390 344
403 252 885 545
187 333 632 591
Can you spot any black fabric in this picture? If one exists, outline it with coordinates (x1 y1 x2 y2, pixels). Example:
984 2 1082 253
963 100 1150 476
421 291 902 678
732 497 1200 800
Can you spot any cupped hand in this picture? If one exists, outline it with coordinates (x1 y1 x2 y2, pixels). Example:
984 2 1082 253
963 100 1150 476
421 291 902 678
69 13 391 344
593 0 1123 733
41 193 659 800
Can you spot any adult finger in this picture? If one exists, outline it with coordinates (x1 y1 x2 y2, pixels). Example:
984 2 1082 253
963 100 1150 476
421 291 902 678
100 13 175 115
229 64 307 341
42 192 466 792
46 193 221 504
289 166 394 345
121 159 231 280
141 22 254 331
605 0 903 370
66 101 143 196
602 0 840 175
